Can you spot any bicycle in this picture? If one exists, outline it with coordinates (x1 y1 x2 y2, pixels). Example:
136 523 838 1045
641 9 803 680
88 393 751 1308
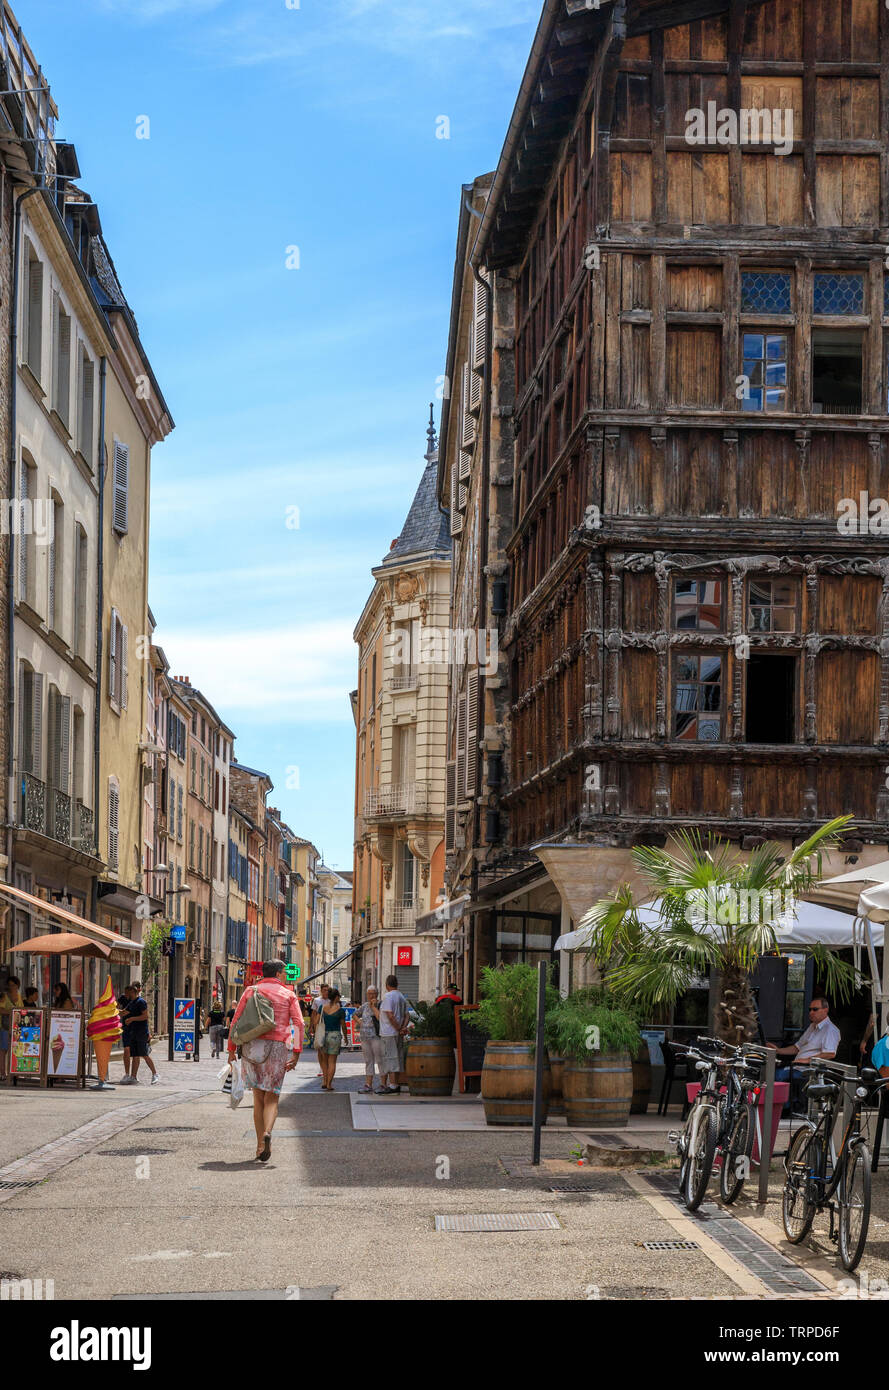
781 1063 887 1272
670 1037 762 1211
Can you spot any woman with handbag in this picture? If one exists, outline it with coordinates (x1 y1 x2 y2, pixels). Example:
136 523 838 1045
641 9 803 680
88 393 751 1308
227 959 304 1162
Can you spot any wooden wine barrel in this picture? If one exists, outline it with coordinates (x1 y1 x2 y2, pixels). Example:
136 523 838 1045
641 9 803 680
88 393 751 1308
405 1038 456 1097
481 1041 550 1126
549 1054 565 1117
631 1039 651 1114
563 1052 632 1128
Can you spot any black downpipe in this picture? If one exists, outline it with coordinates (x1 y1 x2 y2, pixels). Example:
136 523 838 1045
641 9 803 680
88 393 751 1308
471 261 493 1000
90 356 107 924
6 185 44 888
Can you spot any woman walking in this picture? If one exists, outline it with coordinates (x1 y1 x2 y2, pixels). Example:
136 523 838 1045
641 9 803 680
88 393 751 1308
355 988 385 1094
228 959 303 1162
207 999 226 1058
318 987 347 1091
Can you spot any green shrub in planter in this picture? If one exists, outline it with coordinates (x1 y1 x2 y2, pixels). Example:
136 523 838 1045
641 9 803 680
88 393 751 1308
467 963 560 1043
546 989 641 1062
409 1001 456 1043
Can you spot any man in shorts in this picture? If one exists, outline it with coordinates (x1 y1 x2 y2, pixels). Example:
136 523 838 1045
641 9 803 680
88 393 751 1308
379 974 409 1094
121 982 159 1086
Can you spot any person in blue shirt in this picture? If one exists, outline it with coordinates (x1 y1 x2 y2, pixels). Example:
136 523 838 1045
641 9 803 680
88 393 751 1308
871 1029 889 1077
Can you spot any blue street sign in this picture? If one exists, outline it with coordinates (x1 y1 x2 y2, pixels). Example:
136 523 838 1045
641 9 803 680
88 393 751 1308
172 996 196 1058
170 924 186 943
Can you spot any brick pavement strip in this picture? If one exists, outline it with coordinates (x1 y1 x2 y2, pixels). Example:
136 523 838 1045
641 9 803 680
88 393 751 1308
0 1091 196 1200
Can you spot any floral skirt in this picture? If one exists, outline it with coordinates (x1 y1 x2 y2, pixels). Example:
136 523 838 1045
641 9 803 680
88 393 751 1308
241 1038 292 1095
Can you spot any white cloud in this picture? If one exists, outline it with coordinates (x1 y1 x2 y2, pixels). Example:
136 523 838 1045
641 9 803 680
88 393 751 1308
156 620 356 718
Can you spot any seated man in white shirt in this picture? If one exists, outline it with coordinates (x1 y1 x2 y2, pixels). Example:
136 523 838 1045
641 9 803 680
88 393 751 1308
769 996 841 1081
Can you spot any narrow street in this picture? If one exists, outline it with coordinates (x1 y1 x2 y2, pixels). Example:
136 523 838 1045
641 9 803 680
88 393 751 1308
1 1051 880 1303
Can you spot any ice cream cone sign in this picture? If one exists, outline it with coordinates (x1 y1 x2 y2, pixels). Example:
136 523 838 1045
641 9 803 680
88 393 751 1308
87 979 121 1082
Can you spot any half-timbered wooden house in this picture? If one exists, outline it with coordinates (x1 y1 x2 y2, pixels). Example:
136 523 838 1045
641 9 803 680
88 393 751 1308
440 0 889 1000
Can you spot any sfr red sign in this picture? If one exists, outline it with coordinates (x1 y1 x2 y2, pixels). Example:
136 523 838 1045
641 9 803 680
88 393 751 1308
397 947 413 966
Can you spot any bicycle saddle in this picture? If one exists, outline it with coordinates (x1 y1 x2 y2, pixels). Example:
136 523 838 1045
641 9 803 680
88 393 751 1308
805 1081 839 1100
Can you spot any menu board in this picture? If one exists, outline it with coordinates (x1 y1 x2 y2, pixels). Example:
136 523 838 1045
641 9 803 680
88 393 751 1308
10 1007 44 1076
47 1010 83 1078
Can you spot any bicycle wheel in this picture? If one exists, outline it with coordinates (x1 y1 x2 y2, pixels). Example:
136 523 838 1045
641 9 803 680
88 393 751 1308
782 1124 817 1244
720 1102 754 1205
838 1144 871 1273
684 1105 718 1211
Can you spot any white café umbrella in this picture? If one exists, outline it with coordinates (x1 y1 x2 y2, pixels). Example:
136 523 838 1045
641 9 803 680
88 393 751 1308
819 863 889 1033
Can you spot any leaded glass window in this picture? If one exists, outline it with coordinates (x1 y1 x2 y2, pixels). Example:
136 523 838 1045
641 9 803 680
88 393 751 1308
741 271 791 314
813 272 864 316
673 578 724 631
747 579 798 633
674 655 723 742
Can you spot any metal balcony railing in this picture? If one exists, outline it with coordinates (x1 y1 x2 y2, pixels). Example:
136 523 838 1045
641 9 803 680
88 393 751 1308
21 771 45 834
75 801 94 853
364 782 430 818
388 901 420 930
50 787 71 845
387 668 418 691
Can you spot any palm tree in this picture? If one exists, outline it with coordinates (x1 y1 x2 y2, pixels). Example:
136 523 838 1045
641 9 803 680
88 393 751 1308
580 817 860 1044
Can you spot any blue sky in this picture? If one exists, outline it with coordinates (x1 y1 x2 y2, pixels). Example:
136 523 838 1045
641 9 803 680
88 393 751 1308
21 0 540 868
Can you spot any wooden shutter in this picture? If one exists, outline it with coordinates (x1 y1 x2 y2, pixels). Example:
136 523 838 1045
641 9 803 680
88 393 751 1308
17 666 27 779
31 672 43 777
472 275 488 370
108 608 118 701
458 449 472 482
465 668 480 798
445 760 456 852
449 464 464 536
47 503 56 631
56 694 71 795
74 527 86 657
120 624 128 709
108 782 119 868
80 352 94 460
461 362 475 445
27 254 42 378
18 460 28 598
456 691 467 801
112 440 129 534
47 687 59 792
53 299 71 424
470 365 483 414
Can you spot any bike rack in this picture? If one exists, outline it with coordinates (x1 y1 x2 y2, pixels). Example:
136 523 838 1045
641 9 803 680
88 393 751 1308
738 1042 776 1204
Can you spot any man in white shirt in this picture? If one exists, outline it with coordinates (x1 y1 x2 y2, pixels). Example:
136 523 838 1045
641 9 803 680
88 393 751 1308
770 996 841 1079
379 974 408 1093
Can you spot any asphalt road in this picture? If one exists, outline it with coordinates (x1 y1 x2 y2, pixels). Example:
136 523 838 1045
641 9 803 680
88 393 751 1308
0 1049 871 1302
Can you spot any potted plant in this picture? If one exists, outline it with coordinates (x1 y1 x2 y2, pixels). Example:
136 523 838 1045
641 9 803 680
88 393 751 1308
469 963 559 1126
546 988 641 1128
404 1001 457 1097
579 819 858 1045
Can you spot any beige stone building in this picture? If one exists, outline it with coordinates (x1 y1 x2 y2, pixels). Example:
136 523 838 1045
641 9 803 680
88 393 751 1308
351 420 450 1004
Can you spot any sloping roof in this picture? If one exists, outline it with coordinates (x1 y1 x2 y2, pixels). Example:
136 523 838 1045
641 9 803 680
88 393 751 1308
382 455 450 566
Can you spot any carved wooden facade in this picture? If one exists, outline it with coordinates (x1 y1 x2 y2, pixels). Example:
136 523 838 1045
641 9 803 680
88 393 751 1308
474 0 889 852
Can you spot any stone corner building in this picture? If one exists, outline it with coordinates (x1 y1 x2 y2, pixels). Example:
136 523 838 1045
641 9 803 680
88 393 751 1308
439 0 889 1001
351 421 451 1004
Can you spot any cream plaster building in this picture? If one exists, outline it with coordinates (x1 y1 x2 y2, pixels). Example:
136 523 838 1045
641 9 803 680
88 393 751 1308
351 418 450 1005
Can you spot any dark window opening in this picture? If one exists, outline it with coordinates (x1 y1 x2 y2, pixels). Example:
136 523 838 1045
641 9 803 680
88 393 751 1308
812 329 862 415
745 654 796 744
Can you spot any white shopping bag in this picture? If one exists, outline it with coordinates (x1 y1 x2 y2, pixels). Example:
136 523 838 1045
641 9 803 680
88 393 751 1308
227 1058 245 1109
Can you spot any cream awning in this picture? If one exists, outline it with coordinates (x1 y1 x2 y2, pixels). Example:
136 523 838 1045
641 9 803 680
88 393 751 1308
0 882 142 959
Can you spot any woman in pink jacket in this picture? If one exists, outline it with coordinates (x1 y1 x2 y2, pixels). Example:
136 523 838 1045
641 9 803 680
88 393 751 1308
228 959 304 1162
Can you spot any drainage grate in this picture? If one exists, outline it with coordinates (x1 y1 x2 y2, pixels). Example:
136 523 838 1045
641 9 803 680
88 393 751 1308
0 1179 43 1190
549 1179 621 1193
134 1126 199 1134
435 1212 560 1233
641 1239 700 1252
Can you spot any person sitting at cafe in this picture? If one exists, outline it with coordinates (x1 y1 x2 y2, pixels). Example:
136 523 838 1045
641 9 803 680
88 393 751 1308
23 986 39 1007
768 995 840 1080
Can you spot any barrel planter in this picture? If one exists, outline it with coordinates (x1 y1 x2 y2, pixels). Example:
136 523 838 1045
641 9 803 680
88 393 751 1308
481 1040 550 1126
563 1051 632 1128
631 1039 651 1115
405 1038 456 1097
549 1053 566 1117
